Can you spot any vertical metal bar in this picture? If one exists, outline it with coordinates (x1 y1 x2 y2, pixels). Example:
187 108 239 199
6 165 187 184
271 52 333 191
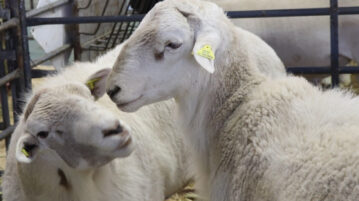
123 21 137 41
119 21 132 43
5 23 17 124
330 0 339 87
4 0 16 148
0 75 10 130
18 0 32 91
0 49 11 149
120 7 137 43
30 0 34 10
110 4 131 48
104 0 127 50
10 71 21 122
8 36 21 123
69 0 81 61
9 0 25 119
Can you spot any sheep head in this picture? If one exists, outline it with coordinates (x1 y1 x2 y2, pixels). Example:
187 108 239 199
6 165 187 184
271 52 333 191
106 0 231 112
16 80 134 170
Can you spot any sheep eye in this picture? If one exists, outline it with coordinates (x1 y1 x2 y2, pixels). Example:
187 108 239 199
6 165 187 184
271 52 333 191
37 131 49 139
166 42 182 49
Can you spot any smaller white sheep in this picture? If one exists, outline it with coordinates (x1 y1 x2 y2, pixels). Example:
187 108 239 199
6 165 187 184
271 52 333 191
2 45 193 201
106 0 359 200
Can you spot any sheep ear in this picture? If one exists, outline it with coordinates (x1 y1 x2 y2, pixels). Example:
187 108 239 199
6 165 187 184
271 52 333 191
176 7 220 73
16 134 40 164
24 88 48 120
192 32 220 74
85 68 112 100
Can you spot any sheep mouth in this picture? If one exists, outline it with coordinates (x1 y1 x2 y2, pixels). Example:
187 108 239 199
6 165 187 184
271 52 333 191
118 135 132 149
116 95 143 109
103 124 123 137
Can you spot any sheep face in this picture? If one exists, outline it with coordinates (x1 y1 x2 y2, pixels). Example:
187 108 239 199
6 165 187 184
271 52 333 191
107 0 225 112
16 83 134 170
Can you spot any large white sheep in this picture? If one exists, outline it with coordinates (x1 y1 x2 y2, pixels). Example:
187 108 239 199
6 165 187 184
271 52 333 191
208 0 359 86
106 0 359 200
2 45 193 201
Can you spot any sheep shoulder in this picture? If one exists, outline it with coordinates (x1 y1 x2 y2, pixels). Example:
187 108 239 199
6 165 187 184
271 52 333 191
213 76 359 200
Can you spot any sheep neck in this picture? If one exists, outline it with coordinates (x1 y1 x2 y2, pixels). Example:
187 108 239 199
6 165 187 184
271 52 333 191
176 30 265 179
17 155 125 201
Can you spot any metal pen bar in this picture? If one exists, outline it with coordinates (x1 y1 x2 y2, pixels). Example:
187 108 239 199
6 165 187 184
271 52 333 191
31 44 71 67
104 0 128 50
77 0 109 36
0 69 20 87
19 0 32 90
227 8 330 18
30 0 34 10
287 66 359 74
287 67 332 74
18 2 359 84
338 67 359 74
0 57 11 137
26 15 144 26
0 125 15 141
0 50 16 60
0 92 11 137
339 6 359 14
10 0 26 135
0 9 11 20
9 60 21 124
226 6 359 18
24 6 359 26
0 18 19 32
31 69 56 78
26 0 69 18
110 4 131 48
330 0 339 86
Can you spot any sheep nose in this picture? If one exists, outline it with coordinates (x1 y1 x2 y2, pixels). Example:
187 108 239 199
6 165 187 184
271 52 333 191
107 85 121 99
102 124 123 137
23 142 37 153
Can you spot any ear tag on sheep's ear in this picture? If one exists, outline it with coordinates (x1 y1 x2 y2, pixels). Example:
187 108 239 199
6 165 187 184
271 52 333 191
21 148 30 157
86 78 101 90
196 45 215 60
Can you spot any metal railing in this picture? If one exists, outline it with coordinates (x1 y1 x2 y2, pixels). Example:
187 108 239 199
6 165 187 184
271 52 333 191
25 0 359 86
0 0 32 147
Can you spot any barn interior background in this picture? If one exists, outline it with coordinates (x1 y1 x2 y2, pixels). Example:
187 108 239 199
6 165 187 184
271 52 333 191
0 0 358 200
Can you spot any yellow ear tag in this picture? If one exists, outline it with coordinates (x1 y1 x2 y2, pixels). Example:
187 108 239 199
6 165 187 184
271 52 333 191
196 45 215 60
86 78 101 90
21 148 30 157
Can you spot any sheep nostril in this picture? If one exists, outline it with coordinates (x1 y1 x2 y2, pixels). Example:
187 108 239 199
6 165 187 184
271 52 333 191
23 143 37 156
107 86 121 99
103 124 123 137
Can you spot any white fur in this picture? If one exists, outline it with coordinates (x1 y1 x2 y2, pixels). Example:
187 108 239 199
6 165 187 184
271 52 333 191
2 45 193 201
107 0 359 200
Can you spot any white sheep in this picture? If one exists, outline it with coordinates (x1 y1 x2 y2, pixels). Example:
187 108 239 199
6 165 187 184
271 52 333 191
208 0 359 86
106 0 359 200
2 45 193 201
